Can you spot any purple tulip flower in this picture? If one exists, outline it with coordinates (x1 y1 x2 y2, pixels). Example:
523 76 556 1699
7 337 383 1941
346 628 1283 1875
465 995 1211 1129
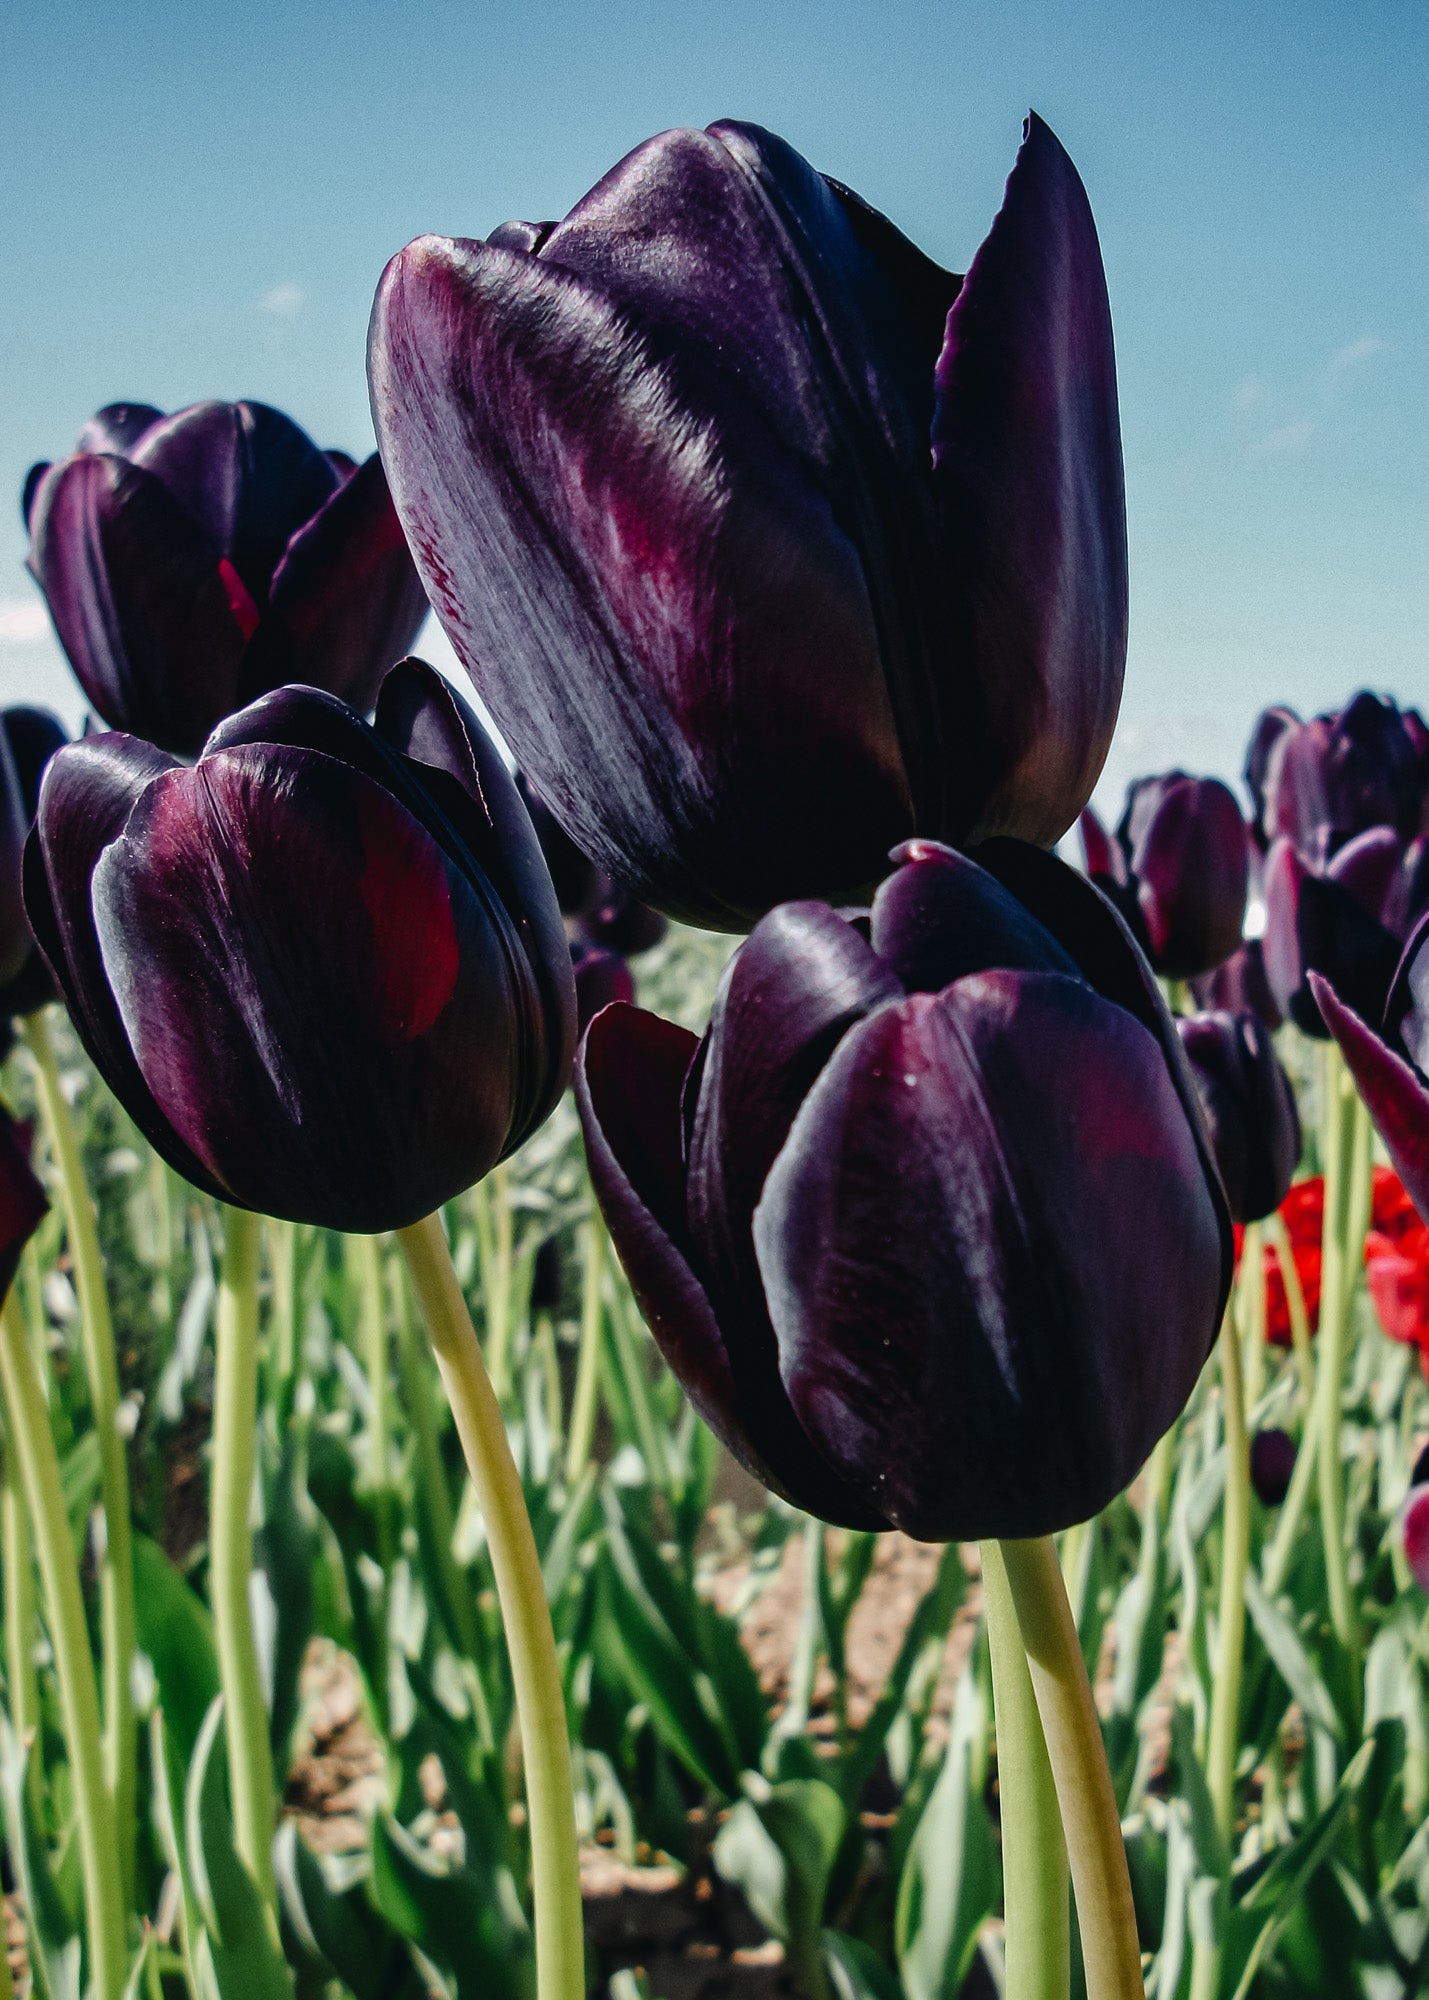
1263 825 1428 1038
1310 912 1429 1223
576 878 668 959
1403 1481 1429 1594
24 660 574 1231
24 401 430 756
1256 693 1429 860
1176 1009 1300 1223
1249 1428 1296 1507
0 1109 46 1302
577 839 1229 1538
571 941 636 1037
0 709 67 1024
370 115 1127 930
1082 776 1248 980
517 772 601 918
1189 938 1282 1032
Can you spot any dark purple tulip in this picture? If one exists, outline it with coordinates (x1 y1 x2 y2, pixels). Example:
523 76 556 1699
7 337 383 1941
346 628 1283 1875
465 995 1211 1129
0 1109 46 1304
1249 1428 1296 1507
517 772 600 918
1262 829 1421 1037
577 839 1229 1539
1310 912 1429 1224
0 709 68 1021
24 659 575 1231
1176 1009 1300 1223
1189 938 1282 1032
1111 773 1249 979
576 877 668 959
530 1235 564 1315
370 114 1128 930
24 401 430 756
1259 693 1429 858
1244 706 1299 848
571 942 635 1036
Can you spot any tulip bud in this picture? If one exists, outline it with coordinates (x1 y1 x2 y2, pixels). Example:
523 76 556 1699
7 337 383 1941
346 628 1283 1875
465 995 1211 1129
1403 1483 1429 1594
1249 1427 1295 1507
530 1235 564 1316
577 838 1229 1538
0 708 67 1027
371 115 1128 929
1260 692 1429 858
571 942 635 1036
25 660 575 1230
577 879 668 958
1189 938 1281 1032
1112 773 1249 979
1176 1009 1300 1223
24 401 430 755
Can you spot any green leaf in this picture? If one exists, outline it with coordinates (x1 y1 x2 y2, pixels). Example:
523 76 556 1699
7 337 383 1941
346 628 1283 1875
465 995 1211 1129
183 1697 295 2000
132 1532 219 1766
256 1434 320 1762
895 1668 998 2000
840 1542 966 1807
823 1928 906 2000
0 1721 80 2000
1243 1572 1343 1743
273 1823 408 2000
593 1550 741 1798
369 1813 531 2000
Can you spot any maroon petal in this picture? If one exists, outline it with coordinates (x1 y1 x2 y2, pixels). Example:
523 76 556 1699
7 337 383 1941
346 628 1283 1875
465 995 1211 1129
0 728 32 989
1190 938 1282 1032
245 453 430 711
27 454 249 752
572 945 634 1034
74 403 164 456
869 838 1080 994
370 231 911 928
579 1002 885 1527
0 1108 46 1302
1176 1009 1300 1223
1328 824 1404 923
1077 804 1120 882
25 735 230 1199
753 971 1223 1539
88 744 529 1229
1263 836 1402 1036
1130 776 1249 978
1311 972 1429 1223
930 114 1127 850
131 400 339 605
1244 706 1299 843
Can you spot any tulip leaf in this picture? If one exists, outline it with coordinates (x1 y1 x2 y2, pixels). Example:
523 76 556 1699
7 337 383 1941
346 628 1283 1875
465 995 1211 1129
1243 1571 1343 1743
132 1531 219 1765
273 1822 410 2000
256 1432 320 1763
183 1696 295 1999
840 1540 966 1807
713 1778 846 1999
823 1929 906 2000
0 1722 80 2000
369 1812 532 2000
895 1666 998 2000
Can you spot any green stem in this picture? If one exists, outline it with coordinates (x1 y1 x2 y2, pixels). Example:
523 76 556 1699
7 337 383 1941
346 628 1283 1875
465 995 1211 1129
1239 1220 1266 1413
267 1218 297 1404
21 1006 136 1903
354 1233 395 1575
399 1211 585 2000
0 1289 126 2000
1264 1212 1314 1407
565 1218 605 1488
392 1259 482 1663
1315 1050 1366 1663
2 1429 43 1825
1000 1535 1144 2000
211 1206 276 1906
980 1541 1069 2000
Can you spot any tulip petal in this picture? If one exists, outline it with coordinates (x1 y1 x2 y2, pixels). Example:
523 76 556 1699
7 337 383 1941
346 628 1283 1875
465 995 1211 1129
930 113 1127 849
1263 838 1402 1035
89 744 528 1229
25 735 230 1199
1387 912 1429 1077
1131 777 1248 978
131 400 339 605
1310 971 1429 1223
28 454 249 752
0 1109 46 1300
870 838 1080 994
1177 1010 1300 1223
75 404 164 457
1403 1485 1429 1594
580 1002 885 1528
1190 939 1282 1032
754 971 1224 1539
370 229 912 927
246 453 430 710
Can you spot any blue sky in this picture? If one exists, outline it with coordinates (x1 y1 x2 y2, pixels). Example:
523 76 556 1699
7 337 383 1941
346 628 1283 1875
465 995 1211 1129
3 0 1425 817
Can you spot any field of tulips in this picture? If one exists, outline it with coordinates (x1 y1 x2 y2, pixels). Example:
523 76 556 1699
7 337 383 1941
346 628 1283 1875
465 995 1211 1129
3 103 1429 2000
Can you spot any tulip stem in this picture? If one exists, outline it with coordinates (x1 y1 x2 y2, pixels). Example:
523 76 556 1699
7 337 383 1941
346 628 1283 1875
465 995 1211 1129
566 1217 605 1487
392 1257 482 1663
1314 1048 1367 1670
399 1209 585 2000
0 1287 127 2000
999 1534 1144 2000
353 1232 395 1574
211 1205 277 1906
21 1005 136 1904
3 1426 43 1824
1265 1211 1314 1406
980 1540 1069 2000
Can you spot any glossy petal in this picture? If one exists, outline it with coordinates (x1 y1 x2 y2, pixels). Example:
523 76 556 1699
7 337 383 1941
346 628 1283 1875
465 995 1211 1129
1244 706 1298 842
1077 804 1121 883
1190 939 1282 1032
1310 972 1429 1223
75 404 164 457
1263 837 1402 1036
25 734 229 1198
869 838 1080 993
28 454 247 751
130 400 339 604
930 114 1126 850
0 1109 46 1302
1128 777 1249 978
1387 912 1429 1077
577 1001 884 1526
572 944 634 1034
1266 693 1427 853
89 743 529 1229
1328 824 1404 923
754 970 1223 1538
245 453 430 709
0 708 67 1013
1176 1009 1300 1223
370 226 910 928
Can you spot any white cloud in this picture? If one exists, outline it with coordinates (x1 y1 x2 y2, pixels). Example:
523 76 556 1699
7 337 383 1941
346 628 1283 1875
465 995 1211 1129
1328 333 1385 372
0 600 49 646
1249 419 1314 460
258 281 306 316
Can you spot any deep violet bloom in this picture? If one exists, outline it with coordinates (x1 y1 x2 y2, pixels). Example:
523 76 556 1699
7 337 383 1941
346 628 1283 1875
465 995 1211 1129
0 709 67 1024
571 942 635 1036
24 660 575 1231
1311 909 1429 1224
1081 774 1248 979
1189 938 1282 1032
517 772 600 918
577 839 1230 1539
576 878 668 959
24 400 430 756
1176 1009 1300 1223
1262 826 1428 1037
1255 693 1429 860
1249 1428 1296 1507
1403 1482 1429 1594
370 115 1128 930
0 1109 46 1304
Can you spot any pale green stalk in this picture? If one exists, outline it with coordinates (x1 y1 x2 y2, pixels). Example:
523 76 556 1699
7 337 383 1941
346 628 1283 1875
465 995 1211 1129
981 1540 1069 2000
353 1232 395 1574
21 1006 136 1901
399 1211 584 2000
2 1432 42 1824
1314 1050 1368 1662
211 1207 276 1905
392 1257 482 1663
1265 1211 1314 1406
1000 1535 1145 2000
0 1289 126 2000
566 1218 605 1487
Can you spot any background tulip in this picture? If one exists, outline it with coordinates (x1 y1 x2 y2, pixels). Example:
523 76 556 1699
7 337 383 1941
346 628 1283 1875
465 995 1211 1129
1311 910 1429 1222
1250 1427 1296 1506
371 114 1127 930
1177 1009 1300 1223
578 838 1228 1540
25 659 575 1230
1190 937 1282 1031
0 707 67 1027
24 400 430 756
571 941 635 1035
1257 692 1429 859
1083 774 1249 979
1403 1483 1429 1594
1261 827 1425 1036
